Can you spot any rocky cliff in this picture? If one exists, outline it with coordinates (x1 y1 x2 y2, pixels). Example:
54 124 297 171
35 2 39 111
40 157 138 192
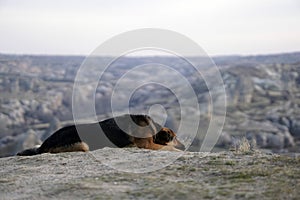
219 62 300 152
0 53 300 157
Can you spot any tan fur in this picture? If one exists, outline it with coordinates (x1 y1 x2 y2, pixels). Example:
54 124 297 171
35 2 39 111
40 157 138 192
133 137 181 151
160 145 182 152
166 139 181 148
48 142 89 153
162 139 183 152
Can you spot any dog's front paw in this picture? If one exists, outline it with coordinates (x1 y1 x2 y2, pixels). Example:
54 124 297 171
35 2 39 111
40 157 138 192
160 145 182 152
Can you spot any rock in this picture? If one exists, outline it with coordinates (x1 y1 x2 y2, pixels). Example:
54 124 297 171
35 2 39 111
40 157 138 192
22 129 42 150
41 117 61 141
279 117 291 128
0 135 23 157
216 132 232 147
283 131 295 148
246 132 266 148
0 135 15 145
0 114 9 137
246 131 293 150
36 104 53 122
266 133 284 149
0 150 299 199
289 119 300 139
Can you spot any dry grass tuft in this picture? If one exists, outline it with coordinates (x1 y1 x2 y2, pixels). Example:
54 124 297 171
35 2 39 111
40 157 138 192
231 137 257 154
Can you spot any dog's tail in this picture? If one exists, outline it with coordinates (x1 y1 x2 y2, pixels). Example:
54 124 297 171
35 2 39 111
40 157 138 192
16 147 41 156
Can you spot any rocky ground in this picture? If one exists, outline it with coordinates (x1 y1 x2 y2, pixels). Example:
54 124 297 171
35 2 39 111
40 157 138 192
1 148 299 200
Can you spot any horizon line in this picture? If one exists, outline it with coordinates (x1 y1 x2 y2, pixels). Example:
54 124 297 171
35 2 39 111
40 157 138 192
1 50 300 58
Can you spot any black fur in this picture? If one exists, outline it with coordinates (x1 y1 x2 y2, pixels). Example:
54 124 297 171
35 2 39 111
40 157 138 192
16 147 40 156
17 114 165 156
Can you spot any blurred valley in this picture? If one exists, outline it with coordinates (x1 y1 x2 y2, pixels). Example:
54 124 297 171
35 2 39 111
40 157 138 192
0 52 300 157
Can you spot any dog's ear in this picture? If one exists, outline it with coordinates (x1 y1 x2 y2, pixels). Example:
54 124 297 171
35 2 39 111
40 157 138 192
153 128 174 145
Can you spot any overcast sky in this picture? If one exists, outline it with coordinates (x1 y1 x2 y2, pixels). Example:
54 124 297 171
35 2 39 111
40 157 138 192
0 0 299 56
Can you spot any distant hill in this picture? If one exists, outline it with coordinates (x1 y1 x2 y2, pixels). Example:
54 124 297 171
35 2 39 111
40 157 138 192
0 52 300 157
213 52 300 66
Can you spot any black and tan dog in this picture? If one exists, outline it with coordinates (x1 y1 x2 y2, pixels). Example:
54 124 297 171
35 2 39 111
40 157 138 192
17 114 185 156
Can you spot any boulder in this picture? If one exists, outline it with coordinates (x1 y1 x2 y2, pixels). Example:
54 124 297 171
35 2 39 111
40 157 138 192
22 129 42 150
289 119 300 139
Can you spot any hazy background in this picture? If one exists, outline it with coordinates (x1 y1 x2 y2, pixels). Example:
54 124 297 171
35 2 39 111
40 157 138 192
0 0 300 157
0 0 300 56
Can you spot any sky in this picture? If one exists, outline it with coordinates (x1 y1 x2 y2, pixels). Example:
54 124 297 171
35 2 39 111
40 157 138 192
0 0 300 56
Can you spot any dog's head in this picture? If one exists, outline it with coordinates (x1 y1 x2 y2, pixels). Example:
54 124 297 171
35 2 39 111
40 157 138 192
153 127 185 150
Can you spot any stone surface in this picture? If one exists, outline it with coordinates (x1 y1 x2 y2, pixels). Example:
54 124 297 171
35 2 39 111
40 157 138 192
0 149 299 200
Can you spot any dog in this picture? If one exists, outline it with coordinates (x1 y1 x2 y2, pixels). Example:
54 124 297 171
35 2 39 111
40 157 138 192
17 114 185 156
